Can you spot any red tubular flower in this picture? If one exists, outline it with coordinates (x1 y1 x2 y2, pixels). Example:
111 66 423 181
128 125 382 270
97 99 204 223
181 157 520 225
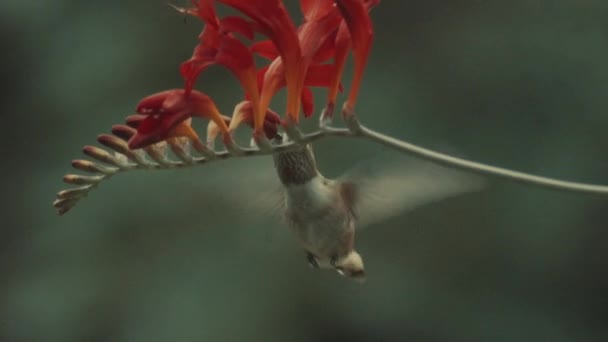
228 101 281 139
248 0 378 119
334 0 380 112
249 0 344 119
217 0 304 129
128 89 228 149
178 0 262 126
324 22 351 117
300 0 336 20
250 40 278 60
295 1 343 117
254 57 338 118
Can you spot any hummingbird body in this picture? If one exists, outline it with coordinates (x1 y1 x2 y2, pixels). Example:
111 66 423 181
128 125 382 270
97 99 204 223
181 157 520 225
274 145 365 279
272 143 483 281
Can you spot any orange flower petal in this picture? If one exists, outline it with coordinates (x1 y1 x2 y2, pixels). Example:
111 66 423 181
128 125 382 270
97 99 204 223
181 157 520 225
327 23 351 110
334 0 379 110
218 0 303 129
207 115 232 145
168 119 199 140
301 87 314 118
227 101 281 139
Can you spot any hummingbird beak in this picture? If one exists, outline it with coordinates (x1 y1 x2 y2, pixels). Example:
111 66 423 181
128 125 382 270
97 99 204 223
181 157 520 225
336 267 366 282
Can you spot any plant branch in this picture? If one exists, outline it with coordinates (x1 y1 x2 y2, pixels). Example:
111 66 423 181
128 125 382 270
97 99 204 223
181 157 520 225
350 123 608 195
314 121 608 195
54 116 608 215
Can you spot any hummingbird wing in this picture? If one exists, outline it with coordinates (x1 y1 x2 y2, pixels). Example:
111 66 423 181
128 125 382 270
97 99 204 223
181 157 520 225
188 156 286 223
226 166 286 222
339 156 485 229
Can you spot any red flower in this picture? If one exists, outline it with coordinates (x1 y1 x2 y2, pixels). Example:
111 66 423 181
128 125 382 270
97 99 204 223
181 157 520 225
218 0 304 129
249 0 380 117
126 0 380 149
128 89 228 149
178 0 262 127
334 0 380 112
254 54 339 118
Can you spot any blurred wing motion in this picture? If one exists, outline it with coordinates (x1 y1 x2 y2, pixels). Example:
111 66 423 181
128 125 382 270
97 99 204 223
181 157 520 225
194 157 286 222
340 157 485 229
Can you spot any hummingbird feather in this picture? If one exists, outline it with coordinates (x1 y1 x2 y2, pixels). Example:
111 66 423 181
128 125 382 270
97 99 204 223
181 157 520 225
340 156 485 229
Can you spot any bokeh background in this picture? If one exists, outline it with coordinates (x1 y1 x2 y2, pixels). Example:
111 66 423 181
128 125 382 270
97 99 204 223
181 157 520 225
2 1 608 341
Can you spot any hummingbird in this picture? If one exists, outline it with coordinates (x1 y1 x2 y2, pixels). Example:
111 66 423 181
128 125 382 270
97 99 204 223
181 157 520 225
271 143 483 281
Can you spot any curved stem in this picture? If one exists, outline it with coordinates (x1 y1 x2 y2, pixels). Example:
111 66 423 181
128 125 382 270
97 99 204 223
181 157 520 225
300 122 608 195
55 117 608 215
353 124 608 195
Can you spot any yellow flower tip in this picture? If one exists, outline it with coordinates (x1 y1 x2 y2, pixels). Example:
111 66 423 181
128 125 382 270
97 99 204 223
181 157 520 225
228 101 251 132
341 101 356 118
207 115 231 146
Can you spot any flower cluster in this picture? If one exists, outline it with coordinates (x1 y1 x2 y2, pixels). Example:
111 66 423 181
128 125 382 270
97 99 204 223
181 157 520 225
127 0 380 150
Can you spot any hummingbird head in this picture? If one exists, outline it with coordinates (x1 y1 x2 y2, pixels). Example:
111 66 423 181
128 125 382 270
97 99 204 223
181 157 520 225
334 251 366 281
273 144 319 186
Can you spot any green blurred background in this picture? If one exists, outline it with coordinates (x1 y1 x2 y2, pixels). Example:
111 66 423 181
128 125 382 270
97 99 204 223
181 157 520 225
1 1 607 341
